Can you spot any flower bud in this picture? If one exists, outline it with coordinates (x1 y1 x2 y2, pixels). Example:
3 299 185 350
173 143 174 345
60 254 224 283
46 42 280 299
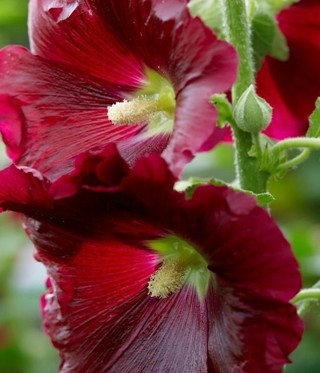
233 85 272 133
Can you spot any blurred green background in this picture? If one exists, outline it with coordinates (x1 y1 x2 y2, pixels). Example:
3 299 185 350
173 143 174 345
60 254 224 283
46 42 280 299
0 1 59 372
0 1 319 372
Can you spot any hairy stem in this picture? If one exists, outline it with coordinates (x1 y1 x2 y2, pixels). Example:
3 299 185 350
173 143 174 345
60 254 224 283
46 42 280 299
271 137 320 155
278 149 311 171
222 0 269 193
292 289 320 304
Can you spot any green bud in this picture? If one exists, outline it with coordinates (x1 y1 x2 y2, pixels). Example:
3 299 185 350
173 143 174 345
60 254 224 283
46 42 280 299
233 85 272 133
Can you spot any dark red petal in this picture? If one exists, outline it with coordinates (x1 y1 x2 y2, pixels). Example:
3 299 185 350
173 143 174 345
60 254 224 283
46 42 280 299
237 293 303 373
0 165 52 214
29 0 144 87
206 283 303 373
164 70 234 175
0 47 141 180
38 224 301 373
3 0 237 179
34 218 210 372
0 151 302 371
36 214 301 373
118 156 303 369
50 143 130 199
171 186 301 301
90 0 238 175
257 0 320 138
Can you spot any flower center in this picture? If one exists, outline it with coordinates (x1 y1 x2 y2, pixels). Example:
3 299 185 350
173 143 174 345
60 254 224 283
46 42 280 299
147 260 187 299
147 235 211 300
108 69 176 133
108 95 172 125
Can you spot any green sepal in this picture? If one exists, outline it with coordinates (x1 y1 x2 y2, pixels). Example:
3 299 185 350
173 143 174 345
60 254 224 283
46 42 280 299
211 93 233 128
208 177 275 206
307 98 320 138
250 191 275 206
176 177 229 200
249 134 288 179
181 176 274 207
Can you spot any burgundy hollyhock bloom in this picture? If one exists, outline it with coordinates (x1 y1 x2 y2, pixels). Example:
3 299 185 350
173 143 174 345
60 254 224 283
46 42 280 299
257 0 320 139
0 147 302 372
0 0 237 180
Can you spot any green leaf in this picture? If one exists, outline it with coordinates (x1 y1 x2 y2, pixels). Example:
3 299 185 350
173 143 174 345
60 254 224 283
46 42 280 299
254 0 299 14
251 12 276 71
210 94 233 128
267 0 299 13
269 23 289 61
307 98 320 138
188 0 223 36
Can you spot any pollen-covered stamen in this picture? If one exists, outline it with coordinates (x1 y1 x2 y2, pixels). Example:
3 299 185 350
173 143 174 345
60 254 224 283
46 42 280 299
147 260 187 299
108 97 159 125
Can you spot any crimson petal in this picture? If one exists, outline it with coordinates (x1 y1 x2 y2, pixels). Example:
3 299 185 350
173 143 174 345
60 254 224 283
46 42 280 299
39 236 210 372
1 0 237 179
0 46 142 180
89 0 238 175
257 0 320 138
0 165 52 214
29 0 144 87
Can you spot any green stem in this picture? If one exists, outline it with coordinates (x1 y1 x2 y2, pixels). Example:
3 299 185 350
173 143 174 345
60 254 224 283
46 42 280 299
271 137 320 155
252 133 263 161
223 0 255 101
292 289 320 316
292 281 320 317
291 289 320 304
278 149 311 171
223 0 269 193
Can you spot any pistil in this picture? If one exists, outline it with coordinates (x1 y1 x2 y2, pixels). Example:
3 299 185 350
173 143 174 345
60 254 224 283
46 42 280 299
147 260 187 299
108 96 159 125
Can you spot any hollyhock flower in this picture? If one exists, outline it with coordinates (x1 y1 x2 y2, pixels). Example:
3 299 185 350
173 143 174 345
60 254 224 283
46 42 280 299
0 0 237 180
257 0 320 139
0 147 302 372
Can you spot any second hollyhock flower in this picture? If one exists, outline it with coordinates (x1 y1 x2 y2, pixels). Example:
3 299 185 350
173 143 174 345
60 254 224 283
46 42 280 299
257 0 320 138
0 146 302 372
0 0 237 180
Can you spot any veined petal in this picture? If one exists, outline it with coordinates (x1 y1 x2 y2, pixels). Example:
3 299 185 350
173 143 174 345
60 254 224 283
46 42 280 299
2 0 237 178
29 0 144 87
88 0 238 175
0 47 142 180
0 165 52 214
188 186 301 300
38 233 209 372
119 159 301 300
257 0 320 138
235 293 303 372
